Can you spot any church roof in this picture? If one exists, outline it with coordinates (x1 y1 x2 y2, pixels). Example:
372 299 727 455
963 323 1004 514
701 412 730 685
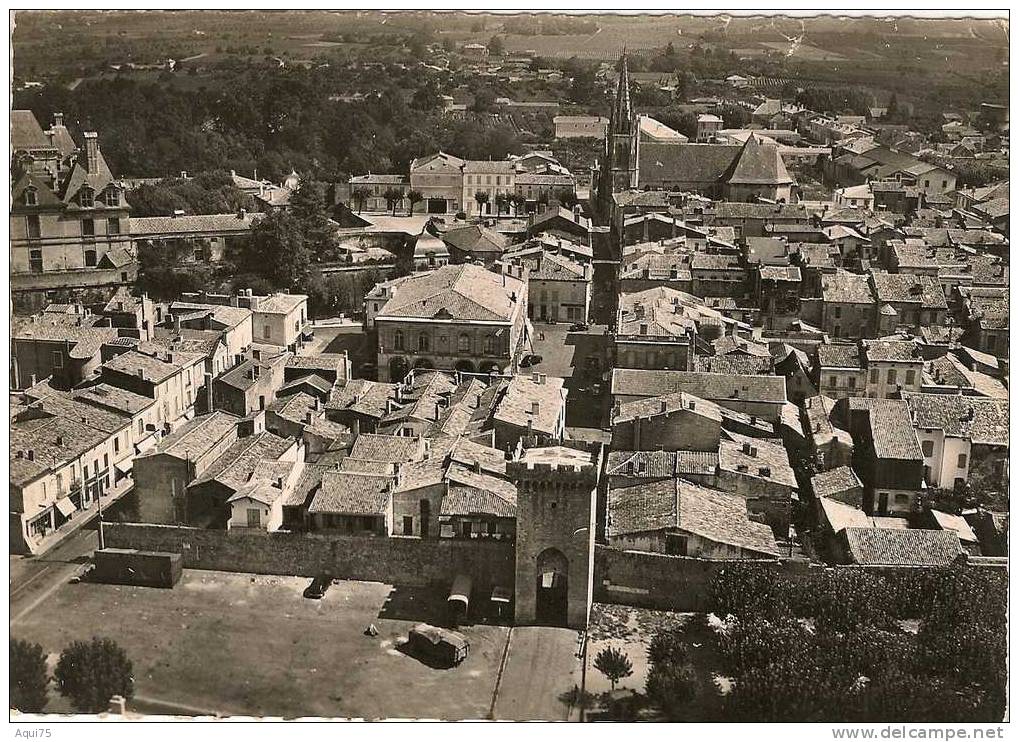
725 135 795 186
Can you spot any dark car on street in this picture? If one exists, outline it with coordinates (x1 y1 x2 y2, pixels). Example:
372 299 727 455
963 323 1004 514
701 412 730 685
519 353 543 368
303 575 332 599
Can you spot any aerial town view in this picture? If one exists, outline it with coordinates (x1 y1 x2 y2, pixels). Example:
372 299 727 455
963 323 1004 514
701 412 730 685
7 9 1010 727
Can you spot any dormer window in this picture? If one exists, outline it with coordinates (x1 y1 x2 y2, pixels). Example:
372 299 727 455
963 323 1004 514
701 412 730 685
80 187 94 208
104 189 119 207
24 187 37 207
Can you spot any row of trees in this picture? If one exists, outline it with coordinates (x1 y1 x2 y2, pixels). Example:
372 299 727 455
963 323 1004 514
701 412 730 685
135 180 396 319
11 637 133 714
704 565 1006 722
14 61 527 184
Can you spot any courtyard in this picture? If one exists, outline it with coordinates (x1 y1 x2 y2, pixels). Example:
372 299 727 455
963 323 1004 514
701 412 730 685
11 568 583 720
527 322 611 431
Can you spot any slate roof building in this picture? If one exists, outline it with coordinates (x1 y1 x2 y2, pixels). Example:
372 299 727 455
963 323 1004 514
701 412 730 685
594 56 793 218
904 393 1008 491
368 263 529 382
611 368 788 424
500 250 592 324
606 478 780 559
834 527 965 567
11 111 135 303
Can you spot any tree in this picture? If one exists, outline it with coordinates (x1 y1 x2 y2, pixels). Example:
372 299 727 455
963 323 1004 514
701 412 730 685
234 210 313 290
593 646 633 692
488 35 505 57
471 87 496 114
494 192 510 216
886 93 899 120
10 639 49 713
511 193 528 215
351 186 370 214
54 638 134 714
406 189 424 216
474 190 490 215
383 187 404 216
554 188 578 210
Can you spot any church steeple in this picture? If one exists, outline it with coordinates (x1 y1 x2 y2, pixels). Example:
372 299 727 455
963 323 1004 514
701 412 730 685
595 49 639 219
610 50 633 135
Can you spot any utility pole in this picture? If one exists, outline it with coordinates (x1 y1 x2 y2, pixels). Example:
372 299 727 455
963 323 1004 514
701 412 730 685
96 481 106 550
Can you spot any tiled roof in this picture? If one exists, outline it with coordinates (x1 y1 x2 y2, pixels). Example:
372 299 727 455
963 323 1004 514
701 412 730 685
441 484 516 518
491 374 565 435
11 110 53 151
509 251 587 281
73 383 155 415
696 354 773 376
607 478 779 557
841 528 964 567
606 450 720 479
349 433 422 463
309 471 392 515
617 286 727 339
713 335 771 358
155 411 239 459
718 432 797 488
904 393 1008 447
611 369 787 404
758 265 801 282
12 319 119 360
193 431 293 490
462 160 516 174
132 212 259 236
867 400 923 461
870 273 947 310
446 462 518 502
863 339 922 364
102 347 199 384
929 510 978 543
638 143 742 185
254 292 307 315
283 463 330 508
377 264 524 322
811 466 862 499
169 301 253 330
326 379 397 419
440 224 510 256
816 342 862 370
613 390 722 425
724 135 794 185
821 271 874 305
10 407 114 487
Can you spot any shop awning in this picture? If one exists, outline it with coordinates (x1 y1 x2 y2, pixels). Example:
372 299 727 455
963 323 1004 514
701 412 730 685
491 587 512 604
114 458 134 475
55 497 76 518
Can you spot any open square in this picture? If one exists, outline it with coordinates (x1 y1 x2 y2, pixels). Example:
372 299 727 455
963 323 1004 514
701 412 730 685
12 570 511 719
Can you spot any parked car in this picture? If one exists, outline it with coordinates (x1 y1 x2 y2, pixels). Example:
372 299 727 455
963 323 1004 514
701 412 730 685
303 575 332 599
520 353 543 368
569 322 589 332
407 623 470 667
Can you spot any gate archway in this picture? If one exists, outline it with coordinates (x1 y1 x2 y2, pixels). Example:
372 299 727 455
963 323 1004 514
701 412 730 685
534 547 569 626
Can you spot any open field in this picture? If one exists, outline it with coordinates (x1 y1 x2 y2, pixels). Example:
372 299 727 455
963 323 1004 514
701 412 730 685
12 570 512 719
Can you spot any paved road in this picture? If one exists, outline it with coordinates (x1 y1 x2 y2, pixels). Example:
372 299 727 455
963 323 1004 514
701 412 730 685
10 526 98 627
491 626 584 721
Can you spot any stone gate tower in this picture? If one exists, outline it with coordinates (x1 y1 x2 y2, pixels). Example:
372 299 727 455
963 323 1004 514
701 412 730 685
509 443 602 629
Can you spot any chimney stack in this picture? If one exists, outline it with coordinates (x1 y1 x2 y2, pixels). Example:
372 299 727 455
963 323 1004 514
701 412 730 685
531 401 540 417
83 131 100 173
53 112 64 128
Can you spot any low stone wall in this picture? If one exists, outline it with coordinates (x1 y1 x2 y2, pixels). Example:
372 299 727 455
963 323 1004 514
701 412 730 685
104 522 516 590
593 544 810 612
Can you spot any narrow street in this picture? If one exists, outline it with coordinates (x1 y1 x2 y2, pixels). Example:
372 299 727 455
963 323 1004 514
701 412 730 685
491 626 584 721
10 526 97 626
